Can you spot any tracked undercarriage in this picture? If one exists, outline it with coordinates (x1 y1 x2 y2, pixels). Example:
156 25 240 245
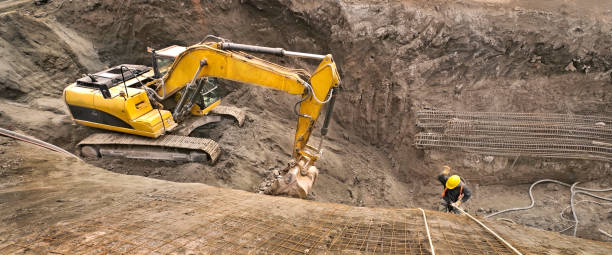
76 104 245 164
78 133 221 163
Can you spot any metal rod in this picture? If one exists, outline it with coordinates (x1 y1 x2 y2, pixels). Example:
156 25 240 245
173 60 208 120
220 42 325 60
220 42 283 56
418 208 436 255
119 66 130 98
452 205 524 255
283 50 326 60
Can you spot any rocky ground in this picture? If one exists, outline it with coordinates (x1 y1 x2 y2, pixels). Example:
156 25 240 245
1 0 611 242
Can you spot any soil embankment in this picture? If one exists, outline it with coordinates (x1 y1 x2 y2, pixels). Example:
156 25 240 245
1 140 611 254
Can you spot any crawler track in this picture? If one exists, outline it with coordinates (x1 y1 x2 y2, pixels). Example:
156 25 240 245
78 133 221 164
210 105 247 127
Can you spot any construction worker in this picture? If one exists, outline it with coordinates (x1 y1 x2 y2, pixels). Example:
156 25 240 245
437 166 471 214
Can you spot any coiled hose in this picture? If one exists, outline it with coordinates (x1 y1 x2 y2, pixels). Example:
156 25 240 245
485 179 612 237
484 179 571 218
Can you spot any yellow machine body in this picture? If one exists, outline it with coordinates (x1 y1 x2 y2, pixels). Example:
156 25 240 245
63 72 177 138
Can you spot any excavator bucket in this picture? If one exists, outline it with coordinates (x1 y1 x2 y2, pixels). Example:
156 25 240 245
266 160 319 199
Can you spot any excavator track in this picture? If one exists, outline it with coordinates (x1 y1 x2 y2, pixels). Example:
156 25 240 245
210 105 246 127
174 116 222 136
78 133 220 164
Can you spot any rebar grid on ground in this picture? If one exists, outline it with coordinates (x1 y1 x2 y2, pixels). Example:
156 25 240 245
428 213 519 255
415 110 612 161
1 190 523 255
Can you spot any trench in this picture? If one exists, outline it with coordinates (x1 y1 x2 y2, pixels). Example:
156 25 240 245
1 0 611 241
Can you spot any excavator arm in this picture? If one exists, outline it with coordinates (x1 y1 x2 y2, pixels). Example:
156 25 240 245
159 42 341 198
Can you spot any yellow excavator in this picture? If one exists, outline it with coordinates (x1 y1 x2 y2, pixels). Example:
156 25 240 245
63 36 341 198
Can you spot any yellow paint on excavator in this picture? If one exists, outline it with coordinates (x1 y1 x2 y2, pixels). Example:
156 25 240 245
63 82 176 138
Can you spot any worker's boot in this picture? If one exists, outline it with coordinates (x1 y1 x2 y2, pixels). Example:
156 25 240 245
438 201 448 212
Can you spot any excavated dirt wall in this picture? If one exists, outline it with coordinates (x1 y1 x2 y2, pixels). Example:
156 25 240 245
40 0 612 182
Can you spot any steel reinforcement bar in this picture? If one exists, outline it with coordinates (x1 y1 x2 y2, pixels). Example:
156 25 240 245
416 110 612 127
415 110 612 161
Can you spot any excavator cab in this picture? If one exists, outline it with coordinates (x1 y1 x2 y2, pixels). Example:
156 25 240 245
149 45 186 78
149 45 221 117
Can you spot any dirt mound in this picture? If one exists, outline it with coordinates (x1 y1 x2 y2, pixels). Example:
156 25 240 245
0 0 611 241
0 10 103 100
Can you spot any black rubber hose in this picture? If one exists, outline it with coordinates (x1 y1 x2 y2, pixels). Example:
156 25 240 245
293 93 312 121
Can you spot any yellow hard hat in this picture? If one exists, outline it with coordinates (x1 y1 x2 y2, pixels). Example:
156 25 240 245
446 175 461 189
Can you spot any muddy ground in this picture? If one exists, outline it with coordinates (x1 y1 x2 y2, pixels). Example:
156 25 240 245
1 0 611 243
2 140 611 254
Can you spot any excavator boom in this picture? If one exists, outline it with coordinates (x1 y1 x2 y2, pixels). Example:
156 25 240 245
161 43 340 164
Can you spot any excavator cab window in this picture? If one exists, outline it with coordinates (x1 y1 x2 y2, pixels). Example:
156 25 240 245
197 78 219 109
156 57 174 76
150 45 187 78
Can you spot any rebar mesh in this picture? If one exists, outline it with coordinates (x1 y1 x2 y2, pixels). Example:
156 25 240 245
427 214 517 255
415 110 612 161
417 110 612 127
1 191 523 254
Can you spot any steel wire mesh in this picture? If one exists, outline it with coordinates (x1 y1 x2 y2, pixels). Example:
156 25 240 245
2 191 523 254
415 110 612 161
427 213 518 255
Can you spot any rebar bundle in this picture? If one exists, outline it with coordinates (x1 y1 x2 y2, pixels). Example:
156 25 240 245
415 110 612 161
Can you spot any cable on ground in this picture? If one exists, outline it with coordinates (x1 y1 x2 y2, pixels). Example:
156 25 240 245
559 200 612 222
484 179 571 218
0 127 80 160
570 182 579 236
485 179 612 237
599 229 612 239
